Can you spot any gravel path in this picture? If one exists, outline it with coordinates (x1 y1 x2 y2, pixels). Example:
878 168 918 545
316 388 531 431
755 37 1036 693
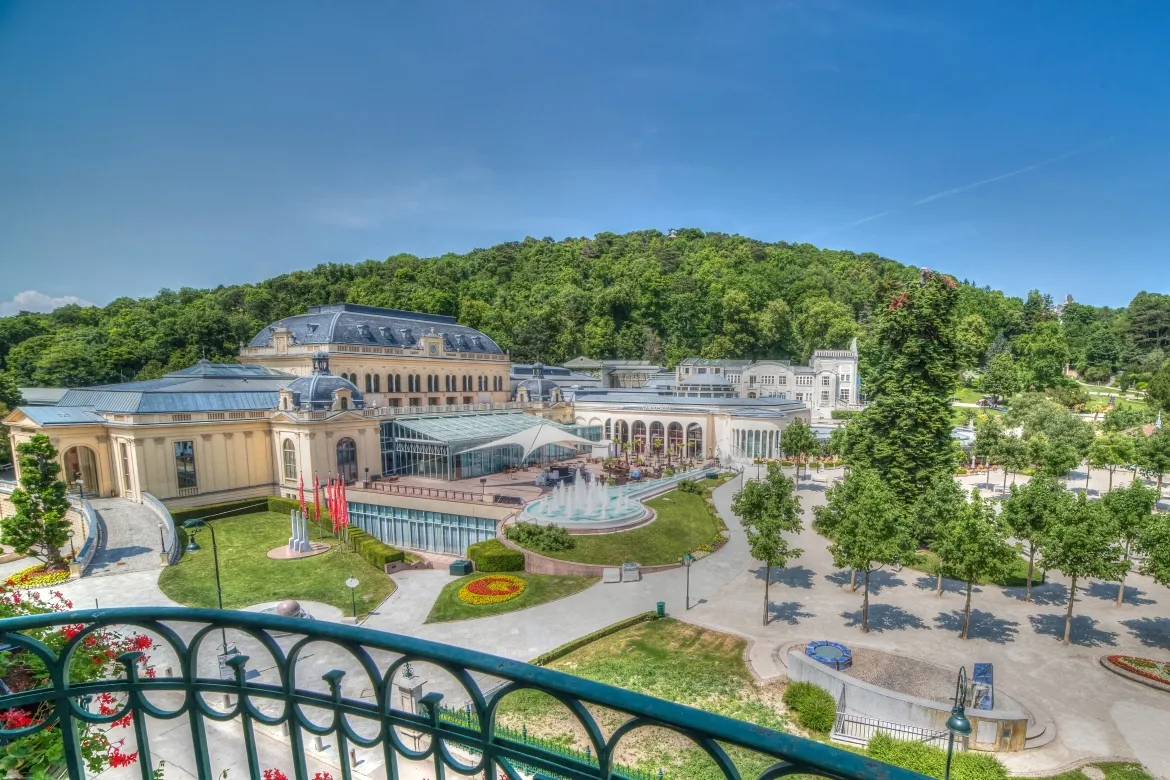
841 646 957 704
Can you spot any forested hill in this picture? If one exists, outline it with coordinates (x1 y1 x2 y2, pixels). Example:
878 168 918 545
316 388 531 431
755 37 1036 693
0 228 1166 390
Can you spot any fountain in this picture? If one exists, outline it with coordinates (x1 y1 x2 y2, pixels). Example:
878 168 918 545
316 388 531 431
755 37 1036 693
521 466 716 531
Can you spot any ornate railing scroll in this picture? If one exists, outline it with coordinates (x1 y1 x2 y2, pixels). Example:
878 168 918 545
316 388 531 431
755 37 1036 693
0 608 929 780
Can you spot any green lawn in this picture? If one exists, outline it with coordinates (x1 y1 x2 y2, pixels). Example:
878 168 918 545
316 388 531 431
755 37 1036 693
157 512 396 618
951 386 984 404
425 572 598 623
517 478 725 566
907 549 1043 587
1029 764 1153 780
496 618 787 780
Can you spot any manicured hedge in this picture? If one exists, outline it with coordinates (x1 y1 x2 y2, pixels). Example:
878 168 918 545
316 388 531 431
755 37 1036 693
467 538 525 572
170 498 273 524
830 410 860 420
347 528 405 569
781 681 836 734
531 611 659 666
866 733 1008 780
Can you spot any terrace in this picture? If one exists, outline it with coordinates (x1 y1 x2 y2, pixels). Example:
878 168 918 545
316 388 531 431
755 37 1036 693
0 608 924 780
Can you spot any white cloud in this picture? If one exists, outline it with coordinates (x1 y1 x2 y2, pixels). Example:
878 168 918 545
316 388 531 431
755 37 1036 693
0 290 97 317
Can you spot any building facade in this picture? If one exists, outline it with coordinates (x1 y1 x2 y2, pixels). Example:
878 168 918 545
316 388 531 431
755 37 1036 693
240 304 511 408
675 340 861 418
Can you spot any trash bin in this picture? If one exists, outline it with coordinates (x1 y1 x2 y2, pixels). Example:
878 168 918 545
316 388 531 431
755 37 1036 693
656 601 665 618
449 559 474 576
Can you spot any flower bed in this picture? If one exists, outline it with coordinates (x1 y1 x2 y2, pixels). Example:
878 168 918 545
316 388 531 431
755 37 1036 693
1107 655 1170 687
458 574 526 605
5 562 70 589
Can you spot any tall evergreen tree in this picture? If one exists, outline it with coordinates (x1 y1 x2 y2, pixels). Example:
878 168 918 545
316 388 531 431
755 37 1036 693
848 271 962 503
1 434 71 568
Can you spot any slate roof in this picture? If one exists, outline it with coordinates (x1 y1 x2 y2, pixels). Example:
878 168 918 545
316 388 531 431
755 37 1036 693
248 304 504 355
287 374 364 410
15 407 106 425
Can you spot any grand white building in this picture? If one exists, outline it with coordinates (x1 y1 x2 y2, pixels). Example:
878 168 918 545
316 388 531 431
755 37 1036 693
675 339 861 418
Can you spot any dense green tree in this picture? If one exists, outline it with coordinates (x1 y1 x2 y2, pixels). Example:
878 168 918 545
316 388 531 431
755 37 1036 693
1 434 71 568
931 490 1018 638
1137 425 1170 491
0 372 23 465
1086 432 1136 491
1039 493 1127 645
1021 290 1055 332
1102 406 1155 433
974 414 1005 489
910 474 966 595
1126 292 1170 353
1148 365 1170 414
1002 476 1072 602
997 435 1030 490
794 298 857 362
848 272 962 503
730 464 803 626
955 314 990 369
979 352 1020 405
816 469 912 633
1016 321 1070 390
1102 480 1158 607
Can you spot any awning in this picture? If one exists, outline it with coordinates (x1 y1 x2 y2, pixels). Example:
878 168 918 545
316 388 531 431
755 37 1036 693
455 423 595 461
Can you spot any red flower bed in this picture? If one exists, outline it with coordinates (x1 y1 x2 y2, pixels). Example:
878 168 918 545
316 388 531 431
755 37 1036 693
458 575 526 605
1107 655 1170 687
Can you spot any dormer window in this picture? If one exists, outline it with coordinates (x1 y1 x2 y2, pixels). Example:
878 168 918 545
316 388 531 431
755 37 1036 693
359 324 373 340
400 328 413 345
306 323 318 333
471 335 482 349
379 326 394 342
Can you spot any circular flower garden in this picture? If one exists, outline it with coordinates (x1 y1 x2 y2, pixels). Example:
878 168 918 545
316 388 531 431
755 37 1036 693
5 562 70 589
458 574 526 606
1104 655 1170 690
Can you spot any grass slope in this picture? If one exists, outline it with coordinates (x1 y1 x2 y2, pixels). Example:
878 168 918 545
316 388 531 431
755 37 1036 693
497 618 786 779
158 512 395 618
425 572 598 623
521 478 725 566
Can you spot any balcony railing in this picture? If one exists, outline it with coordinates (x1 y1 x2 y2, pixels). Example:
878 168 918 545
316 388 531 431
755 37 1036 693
0 608 923 780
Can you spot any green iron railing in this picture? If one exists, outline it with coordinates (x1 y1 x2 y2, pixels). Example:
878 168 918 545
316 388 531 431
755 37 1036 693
0 608 928 780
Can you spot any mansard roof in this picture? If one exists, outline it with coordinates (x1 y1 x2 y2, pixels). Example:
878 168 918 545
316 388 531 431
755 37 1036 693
248 304 504 355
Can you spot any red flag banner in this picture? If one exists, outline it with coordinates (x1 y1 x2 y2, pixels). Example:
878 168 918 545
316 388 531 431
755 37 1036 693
339 478 349 529
298 473 306 518
313 473 321 522
332 478 341 534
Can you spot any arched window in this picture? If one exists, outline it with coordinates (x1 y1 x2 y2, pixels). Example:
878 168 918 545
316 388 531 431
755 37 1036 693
604 419 612 439
372 374 380 392
616 420 629 443
64 445 100 496
336 438 358 483
282 439 297 481
686 423 703 458
650 421 665 454
364 374 371 392
667 422 684 455
632 420 648 452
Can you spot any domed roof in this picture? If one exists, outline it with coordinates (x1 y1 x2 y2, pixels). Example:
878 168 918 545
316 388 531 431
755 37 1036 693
514 378 561 402
679 373 732 386
286 373 364 410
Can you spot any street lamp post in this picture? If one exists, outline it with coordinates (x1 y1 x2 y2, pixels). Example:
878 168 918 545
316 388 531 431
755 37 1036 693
345 576 359 619
65 530 76 560
74 478 84 500
944 666 972 780
682 552 694 610
183 518 229 655
480 478 487 499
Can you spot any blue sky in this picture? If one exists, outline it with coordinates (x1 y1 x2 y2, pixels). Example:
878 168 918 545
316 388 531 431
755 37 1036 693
2 1 1168 313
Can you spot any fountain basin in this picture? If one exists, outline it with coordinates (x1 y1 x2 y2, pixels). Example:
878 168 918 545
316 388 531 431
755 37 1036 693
520 467 716 532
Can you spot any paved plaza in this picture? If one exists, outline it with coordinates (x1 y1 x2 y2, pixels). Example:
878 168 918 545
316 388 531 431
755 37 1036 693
17 466 1170 778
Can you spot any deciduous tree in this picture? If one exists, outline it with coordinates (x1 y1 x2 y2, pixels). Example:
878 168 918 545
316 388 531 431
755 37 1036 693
817 469 911 633
731 463 803 626
1087 432 1136 491
931 490 1018 638
779 418 819 484
1039 493 1128 645
1102 480 1159 606
1001 476 1071 602
911 474 966 595
1137 424 1170 491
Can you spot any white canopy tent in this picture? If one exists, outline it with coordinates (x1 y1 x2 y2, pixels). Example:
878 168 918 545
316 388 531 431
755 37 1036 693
455 423 596 461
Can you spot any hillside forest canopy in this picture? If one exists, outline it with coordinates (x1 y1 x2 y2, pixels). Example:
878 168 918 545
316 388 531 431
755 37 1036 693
1 229 1168 398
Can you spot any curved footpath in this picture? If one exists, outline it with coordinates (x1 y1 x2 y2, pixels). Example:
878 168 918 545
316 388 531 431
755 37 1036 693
29 470 1170 777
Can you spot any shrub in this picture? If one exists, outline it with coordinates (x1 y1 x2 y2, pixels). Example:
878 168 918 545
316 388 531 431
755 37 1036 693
506 522 575 553
830 410 860 420
467 538 525 572
677 479 700 494
346 528 404 569
866 733 1008 780
170 498 271 524
781 681 836 734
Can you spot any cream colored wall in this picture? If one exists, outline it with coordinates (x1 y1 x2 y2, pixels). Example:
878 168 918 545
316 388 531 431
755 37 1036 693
6 420 119 499
270 414 383 498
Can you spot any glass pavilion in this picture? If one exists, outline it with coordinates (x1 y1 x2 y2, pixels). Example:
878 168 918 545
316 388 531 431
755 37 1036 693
380 412 601 480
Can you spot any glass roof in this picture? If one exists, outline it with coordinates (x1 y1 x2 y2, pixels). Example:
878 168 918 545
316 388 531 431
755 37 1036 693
390 412 576 446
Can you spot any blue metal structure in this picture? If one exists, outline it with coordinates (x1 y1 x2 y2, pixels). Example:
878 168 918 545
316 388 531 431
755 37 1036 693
0 608 927 780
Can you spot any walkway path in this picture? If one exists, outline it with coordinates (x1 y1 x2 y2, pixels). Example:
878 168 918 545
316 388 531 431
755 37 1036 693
87 497 165 576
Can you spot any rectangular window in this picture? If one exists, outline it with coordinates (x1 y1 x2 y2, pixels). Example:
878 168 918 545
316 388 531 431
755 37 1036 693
409 397 421 407
463 396 473 404
840 374 851 384
821 390 830 403
821 375 831 386
428 397 439 407
777 375 787 386
796 375 813 386
174 440 197 491
839 389 851 403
